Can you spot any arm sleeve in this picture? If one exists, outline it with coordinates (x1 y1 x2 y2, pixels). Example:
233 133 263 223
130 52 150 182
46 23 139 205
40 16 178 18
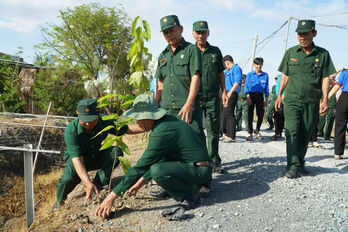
64 127 83 158
265 73 269 98
234 66 243 86
322 52 336 78
244 73 250 95
189 46 202 76
278 50 290 75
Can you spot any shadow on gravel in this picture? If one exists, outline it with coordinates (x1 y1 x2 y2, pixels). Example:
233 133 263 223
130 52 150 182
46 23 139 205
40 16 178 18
203 156 287 205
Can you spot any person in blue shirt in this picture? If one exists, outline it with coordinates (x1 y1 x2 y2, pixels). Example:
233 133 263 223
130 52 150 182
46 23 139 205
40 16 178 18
272 73 285 141
244 57 269 141
328 68 348 160
220 55 242 142
150 77 157 96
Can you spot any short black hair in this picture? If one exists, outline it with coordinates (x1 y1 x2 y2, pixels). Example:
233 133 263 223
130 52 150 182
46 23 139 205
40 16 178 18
223 55 234 63
253 57 263 65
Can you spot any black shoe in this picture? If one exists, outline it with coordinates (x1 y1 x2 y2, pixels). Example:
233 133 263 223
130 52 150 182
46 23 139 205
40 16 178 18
298 165 309 174
180 189 200 210
271 134 281 141
150 188 169 199
246 135 253 141
213 164 225 174
266 127 273 130
51 202 59 211
285 169 298 179
324 136 330 140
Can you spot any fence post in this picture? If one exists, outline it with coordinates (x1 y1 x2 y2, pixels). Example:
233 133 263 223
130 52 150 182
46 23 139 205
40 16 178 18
24 144 35 228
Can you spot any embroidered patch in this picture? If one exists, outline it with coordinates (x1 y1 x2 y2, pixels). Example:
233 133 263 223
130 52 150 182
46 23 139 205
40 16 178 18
160 59 166 62
290 58 298 62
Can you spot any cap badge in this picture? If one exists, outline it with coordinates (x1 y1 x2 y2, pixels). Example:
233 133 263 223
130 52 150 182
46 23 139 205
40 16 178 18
85 108 90 113
212 54 215 58
302 21 305 25
163 18 167 23
200 22 203 26
315 58 319 62
181 54 184 59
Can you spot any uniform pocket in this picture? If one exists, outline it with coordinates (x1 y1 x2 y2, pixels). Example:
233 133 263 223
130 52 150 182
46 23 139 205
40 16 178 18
175 57 189 76
288 62 299 76
159 60 169 77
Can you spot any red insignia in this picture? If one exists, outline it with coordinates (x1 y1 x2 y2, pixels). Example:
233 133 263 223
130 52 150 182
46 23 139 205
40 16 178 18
160 59 166 62
290 58 298 62
85 108 90 112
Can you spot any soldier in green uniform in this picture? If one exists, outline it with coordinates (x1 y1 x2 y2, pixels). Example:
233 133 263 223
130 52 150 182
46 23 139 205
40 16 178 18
275 19 336 178
155 15 205 146
266 75 279 130
191 20 228 173
96 94 213 218
235 75 248 131
317 77 336 140
52 99 144 210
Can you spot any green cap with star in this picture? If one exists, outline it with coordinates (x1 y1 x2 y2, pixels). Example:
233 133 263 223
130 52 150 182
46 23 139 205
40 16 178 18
193 21 209 31
77 99 99 122
160 15 180 32
296 19 315 33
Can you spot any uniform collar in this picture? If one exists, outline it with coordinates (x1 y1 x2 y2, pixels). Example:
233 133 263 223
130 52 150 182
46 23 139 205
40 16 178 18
77 117 103 135
196 41 211 52
251 70 264 76
296 42 317 55
165 37 187 52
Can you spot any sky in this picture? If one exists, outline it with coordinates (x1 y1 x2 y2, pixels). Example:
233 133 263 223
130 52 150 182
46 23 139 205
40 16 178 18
0 0 347 86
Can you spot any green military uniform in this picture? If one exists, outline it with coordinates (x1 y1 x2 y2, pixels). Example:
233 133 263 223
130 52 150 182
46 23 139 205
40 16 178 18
56 100 126 204
278 20 336 171
317 86 336 139
266 85 276 129
156 15 205 146
236 84 248 131
193 21 225 165
115 95 212 202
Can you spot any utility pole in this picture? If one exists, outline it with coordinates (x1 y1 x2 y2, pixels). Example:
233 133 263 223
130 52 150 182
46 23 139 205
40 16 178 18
250 34 258 72
284 17 292 54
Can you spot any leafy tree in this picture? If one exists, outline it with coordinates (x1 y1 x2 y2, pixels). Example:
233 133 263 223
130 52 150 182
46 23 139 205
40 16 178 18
0 55 26 112
96 16 153 174
33 66 87 115
36 3 133 114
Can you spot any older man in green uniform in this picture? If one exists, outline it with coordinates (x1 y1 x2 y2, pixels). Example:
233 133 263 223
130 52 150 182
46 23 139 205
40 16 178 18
52 99 143 211
96 94 213 218
155 15 205 146
276 19 336 178
192 20 228 172
236 75 248 131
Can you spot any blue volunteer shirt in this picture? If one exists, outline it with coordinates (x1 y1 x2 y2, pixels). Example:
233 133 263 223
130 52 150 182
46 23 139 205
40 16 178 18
336 69 348 92
150 78 157 94
245 71 269 97
224 64 242 93
275 74 285 96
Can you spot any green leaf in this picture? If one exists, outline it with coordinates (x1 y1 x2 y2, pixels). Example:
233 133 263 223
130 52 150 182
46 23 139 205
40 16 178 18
97 100 118 108
118 156 131 173
131 16 140 36
101 114 119 121
92 125 115 138
127 42 137 60
129 71 142 87
98 93 118 102
120 99 135 110
116 137 131 155
100 137 116 150
142 20 151 40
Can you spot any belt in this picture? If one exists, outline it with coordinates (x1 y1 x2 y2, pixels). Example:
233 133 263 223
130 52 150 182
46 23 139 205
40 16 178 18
196 161 214 168
239 98 246 102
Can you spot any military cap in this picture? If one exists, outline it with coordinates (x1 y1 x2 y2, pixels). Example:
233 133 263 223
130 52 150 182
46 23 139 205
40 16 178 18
77 99 99 122
160 15 180 32
123 94 167 120
193 21 209 31
296 19 315 33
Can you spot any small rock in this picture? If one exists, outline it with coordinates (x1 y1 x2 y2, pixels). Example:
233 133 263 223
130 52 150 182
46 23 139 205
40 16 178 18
234 212 239 216
212 224 220 229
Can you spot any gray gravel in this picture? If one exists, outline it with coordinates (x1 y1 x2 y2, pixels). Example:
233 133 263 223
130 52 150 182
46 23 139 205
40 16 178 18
165 123 348 232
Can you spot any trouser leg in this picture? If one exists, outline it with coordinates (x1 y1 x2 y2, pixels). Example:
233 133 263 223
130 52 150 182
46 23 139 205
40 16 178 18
334 93 348 156
310 116 319 142
223 92 238 138
236 101 243 130
247 99 255 134
93 146 122 186
274 104 284 135
149 161 212 202
324 107 335 138
242 101 249 131
56 157 81 204
255 94 264 132
317 115 325 136
266 101 275 129
204 98 221 165
284 102 318 170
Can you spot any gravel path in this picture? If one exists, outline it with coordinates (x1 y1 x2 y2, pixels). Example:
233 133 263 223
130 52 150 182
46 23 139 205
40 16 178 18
26 123 348 232
165 123 348 232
